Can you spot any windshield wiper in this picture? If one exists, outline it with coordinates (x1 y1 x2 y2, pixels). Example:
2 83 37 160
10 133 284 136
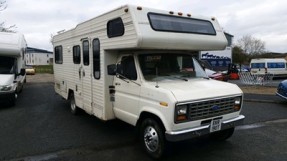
173 76 188 81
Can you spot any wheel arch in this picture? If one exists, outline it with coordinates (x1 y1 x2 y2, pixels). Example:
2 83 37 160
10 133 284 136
136 111 167 136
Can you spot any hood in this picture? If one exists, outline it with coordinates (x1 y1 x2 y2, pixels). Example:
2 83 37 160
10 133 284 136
0 74 14 86
154 79 242 102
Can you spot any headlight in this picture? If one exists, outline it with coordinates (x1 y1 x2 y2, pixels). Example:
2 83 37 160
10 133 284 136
0 84 14 92
233 96 242 111
175 104 188 123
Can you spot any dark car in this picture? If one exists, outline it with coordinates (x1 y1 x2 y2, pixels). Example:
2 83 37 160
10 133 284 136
276 80 287 99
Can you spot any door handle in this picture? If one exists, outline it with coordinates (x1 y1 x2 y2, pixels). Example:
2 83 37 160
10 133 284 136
78 68 81 79
83 70 85 77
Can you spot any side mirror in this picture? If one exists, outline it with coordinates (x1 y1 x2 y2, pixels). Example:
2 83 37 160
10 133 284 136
107 64 117 75
20 68 26 76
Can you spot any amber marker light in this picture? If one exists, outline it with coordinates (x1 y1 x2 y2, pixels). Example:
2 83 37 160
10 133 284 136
124 8 129 13
187 13 191 17
178 12 183 16
176 115 187 121
169 11 174 15
160 102 168 107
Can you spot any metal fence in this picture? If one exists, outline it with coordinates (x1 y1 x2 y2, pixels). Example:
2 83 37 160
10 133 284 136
238 72 274 85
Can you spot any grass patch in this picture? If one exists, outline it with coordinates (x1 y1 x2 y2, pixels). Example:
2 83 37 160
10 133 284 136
34 65 54 74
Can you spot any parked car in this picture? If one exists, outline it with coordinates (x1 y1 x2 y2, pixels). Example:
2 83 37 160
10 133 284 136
25 66 35 75
276 80 287 99
205 69 228 81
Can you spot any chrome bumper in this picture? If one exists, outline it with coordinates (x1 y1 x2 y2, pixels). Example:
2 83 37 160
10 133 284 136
165 115 245 142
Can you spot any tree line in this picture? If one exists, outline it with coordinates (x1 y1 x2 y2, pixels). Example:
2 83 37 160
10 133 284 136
232 35 287 66
0 1 16 32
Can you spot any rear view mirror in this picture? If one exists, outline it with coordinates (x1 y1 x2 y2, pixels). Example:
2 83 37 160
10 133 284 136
107 64 117 75
20 68 26 76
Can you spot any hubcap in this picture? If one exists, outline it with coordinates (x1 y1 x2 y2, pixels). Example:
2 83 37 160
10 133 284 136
71 99 76 111
144 126 159 152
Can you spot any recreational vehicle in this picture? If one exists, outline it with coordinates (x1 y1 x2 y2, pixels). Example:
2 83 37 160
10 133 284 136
0 32 27 106
53 5 245 158
250 58 287 77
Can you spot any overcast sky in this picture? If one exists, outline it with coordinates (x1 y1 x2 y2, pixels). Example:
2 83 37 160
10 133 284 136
1 0 286 53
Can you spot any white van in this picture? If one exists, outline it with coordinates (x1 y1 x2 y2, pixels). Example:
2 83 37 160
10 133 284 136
53 5 245 158
0 32 27 106
250 58 287 76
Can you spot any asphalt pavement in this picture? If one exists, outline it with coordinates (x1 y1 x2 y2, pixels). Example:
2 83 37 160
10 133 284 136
228 79 286 104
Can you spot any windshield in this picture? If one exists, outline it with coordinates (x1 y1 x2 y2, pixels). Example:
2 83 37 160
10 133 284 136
138 53 207 81
0 56 16 74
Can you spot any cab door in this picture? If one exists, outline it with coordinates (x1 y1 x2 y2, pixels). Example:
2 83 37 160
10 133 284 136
113 55 141 124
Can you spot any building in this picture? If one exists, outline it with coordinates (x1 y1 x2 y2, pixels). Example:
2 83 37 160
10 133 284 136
25 47 53 65
200 32 234 71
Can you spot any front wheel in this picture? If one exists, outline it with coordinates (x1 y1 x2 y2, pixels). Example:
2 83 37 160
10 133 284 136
140 118 166 159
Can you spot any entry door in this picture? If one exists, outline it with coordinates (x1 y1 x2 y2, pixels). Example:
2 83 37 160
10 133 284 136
81 40 93 113
113 55 141 124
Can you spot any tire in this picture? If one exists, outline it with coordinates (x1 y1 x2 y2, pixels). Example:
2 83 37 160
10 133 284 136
140 118 166 159
210 127 235 141
9 92 17 107
69 94 78 115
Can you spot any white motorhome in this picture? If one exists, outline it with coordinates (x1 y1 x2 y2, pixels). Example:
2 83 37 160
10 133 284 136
250 58 287 76
0 32 27 106
53 5 245 158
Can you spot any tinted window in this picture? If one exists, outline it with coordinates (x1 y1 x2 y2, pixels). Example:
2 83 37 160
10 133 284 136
148 13 216 35
119 56 137 80
73 45 81 64
93 39 100 79
107 17 125 38
54 46 63 64
83 40 89 66
251 63 265 68
267 62 285 68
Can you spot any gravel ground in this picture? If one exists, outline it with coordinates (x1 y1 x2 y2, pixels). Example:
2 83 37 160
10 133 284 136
26 73 54 83
26 74 277 94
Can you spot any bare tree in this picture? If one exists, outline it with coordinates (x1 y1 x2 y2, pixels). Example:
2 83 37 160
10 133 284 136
236 35 265 55
0 1 7 11
0 1 16 32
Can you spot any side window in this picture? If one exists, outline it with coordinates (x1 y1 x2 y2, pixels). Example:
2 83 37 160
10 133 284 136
119 56 137 80
93 39 100 79
54 46 63 64
73 45 81 64
83 40 89 66
107 17 125 38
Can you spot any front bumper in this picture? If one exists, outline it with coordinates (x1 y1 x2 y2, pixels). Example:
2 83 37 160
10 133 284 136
165 115 245 142
276 92 287 100
0 91 15 103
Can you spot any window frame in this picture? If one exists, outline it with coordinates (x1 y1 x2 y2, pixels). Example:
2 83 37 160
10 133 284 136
73 45 81 64
107 17 125 38
82 40 89 66
54 46 63 64
148 12 216 35
93 38 100 79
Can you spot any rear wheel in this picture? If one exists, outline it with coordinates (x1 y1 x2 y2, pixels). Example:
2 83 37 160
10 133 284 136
210 127 235 141
70 94 78 115
140 118 166 159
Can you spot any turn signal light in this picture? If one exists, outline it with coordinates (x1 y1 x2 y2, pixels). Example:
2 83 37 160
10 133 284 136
176 115 187 121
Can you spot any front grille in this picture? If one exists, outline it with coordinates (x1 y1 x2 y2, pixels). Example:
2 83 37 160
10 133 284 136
188 97 238 121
